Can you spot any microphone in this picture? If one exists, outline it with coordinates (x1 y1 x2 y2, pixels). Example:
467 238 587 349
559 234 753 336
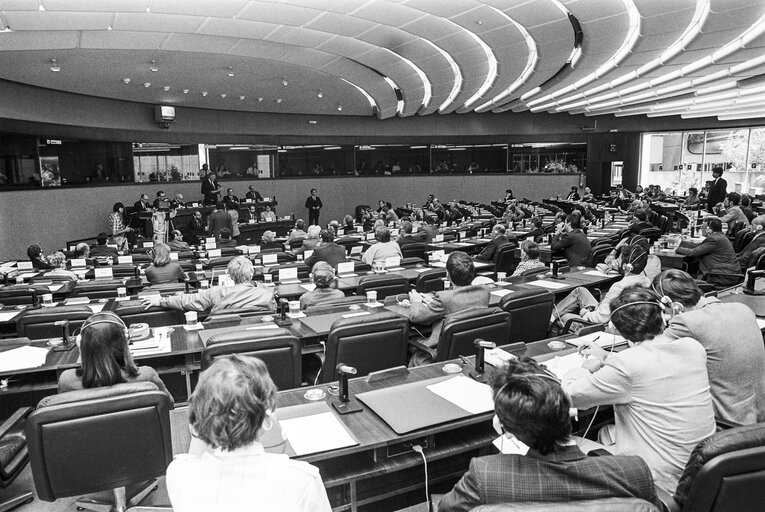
470 339 496 382
332 363 363 415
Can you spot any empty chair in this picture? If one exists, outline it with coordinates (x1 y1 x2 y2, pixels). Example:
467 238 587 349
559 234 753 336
320 311 409 383
415 268 447 293
16 306 92 340
71 280 124 299
114 301 184 328
356 274 409 299
499 289 554 344
638 227 662 243
0 407 34 511
288 238 305 250
0 288 37 306
201 328 301 390
494 243 519 274
26 382 173 512
401 243 428 260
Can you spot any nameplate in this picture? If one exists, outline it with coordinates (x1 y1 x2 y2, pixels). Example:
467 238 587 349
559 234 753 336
459 231 467 239
17 261 33 270
262 254 278 265
69 245 77 252
117 255 133 264
192 202 199 207
249 219 256 224
250 245 261 254
390 229 400 236
263 197 270 202
205 237 216 244
337 261 354 274
350 245 363 255
435 234 444 242
205 242 217 250
142 242 154 248
94 268 113 279
208 249 221 258
356 226 363 233
385 256 401 268
169 252 179 261
279 267 298 282
69 258 86 268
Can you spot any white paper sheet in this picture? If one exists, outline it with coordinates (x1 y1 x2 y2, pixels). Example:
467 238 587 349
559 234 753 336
541 352 587 380
567 331 627 348
0 346 49 372
65 297 90 304
246 324 280 330
582 270 609 277
279 411 357 456
526 280 568 290
490 289 513 298
342 311 372 318
485 347 517 367
300 283 317 292
492 435 529 455
0 311 21 322
47 284 64 292
88 303 106 313
757 318 765 329
426 375 494 415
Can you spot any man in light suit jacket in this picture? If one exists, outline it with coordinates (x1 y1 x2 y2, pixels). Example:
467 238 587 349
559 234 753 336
655 270 765 424
438 358 659 512
304 230 347 270
707 166 727 213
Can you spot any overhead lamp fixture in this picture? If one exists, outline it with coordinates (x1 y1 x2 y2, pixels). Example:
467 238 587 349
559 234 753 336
149 60 158 72
257 97 263 102
201 91 208 96
122 78 131 84
276 98 283 103
317 90 323 98
227 66 234 77
143 82 151 88
182 89 189 94
239 96 245 100
220 94 227 98
282 76 288 86
163 85 170 91
49 59 60 72
308 120 317 124
337 104 343 111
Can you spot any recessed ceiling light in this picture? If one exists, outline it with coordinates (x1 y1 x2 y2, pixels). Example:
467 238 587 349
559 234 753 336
163 85 170 91
476 20 483 25
220 94 227 98
258 97 264 102
122 78 131 84
337 104 343 111
49 59 60 72
227 66 234 77
317 90 323 98
282 77 288 86
308 120 317 124
239 96 245 100
182 89 189 94
149 60 158 72
276 98 283 103
143 82 151 88
201 91 208 97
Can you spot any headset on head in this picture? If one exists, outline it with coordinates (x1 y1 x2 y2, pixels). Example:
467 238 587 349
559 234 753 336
609 283 675 322
621 243 647 275
74 311 128 338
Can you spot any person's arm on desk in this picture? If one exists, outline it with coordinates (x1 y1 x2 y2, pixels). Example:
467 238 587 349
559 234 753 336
562 356 632 410
675 238 713 257
141 288 215 311
438 458 485 512
408 290 443 325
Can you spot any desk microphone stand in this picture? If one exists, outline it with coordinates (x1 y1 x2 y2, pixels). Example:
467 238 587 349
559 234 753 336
469 339 496 383
332 364 363 415
274 298 293 327
549 259 567 279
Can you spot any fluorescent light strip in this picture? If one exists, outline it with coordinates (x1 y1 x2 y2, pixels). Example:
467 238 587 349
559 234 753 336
340 78 378 111
475 6 538 112
583 78 735 113
462 29 498 109
422 38 462 113
552 0 710 109
382 48 432 110
383 77 405 115
612 91 765 117
718 109 765 120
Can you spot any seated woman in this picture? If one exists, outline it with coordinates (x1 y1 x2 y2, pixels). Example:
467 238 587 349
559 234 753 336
293 225 321 254
511 241 545 276
260 230 283 251
58 311 173 403
27 244 54 270
260 205 277 222
166 355 331 512
287 219 307 243
563 285 715 494
145 243 187 285
45 251 78 281
300 262 344 310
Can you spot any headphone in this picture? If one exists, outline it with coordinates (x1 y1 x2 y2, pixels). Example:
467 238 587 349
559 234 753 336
492 369 563 438
75 311 129 340
620 244 647 275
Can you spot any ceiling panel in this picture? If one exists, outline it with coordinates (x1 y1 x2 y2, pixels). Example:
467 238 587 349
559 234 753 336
112 13 204 33
0 31 79 51
3 11 111 30
80 30 169 50
237 1 322 26
47 0 150 12
304 12 378 38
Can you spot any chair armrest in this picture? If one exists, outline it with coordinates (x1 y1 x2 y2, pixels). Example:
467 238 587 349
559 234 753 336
408 339 436 360
0 407 33 438
655 486 680 512
586 448 612 457
563 317 595 334
715 417 743 430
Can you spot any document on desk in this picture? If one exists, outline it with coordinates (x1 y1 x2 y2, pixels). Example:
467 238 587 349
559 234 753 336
277 402 357 456
47 284 64 292
490 289 513 298
567 331 627 348
426 376 494 415
65 297 91 305
0 311 21 323
0 345 49 372
526 280 568 290
581 270 610 277
300 283 317 292
757 318 765 330
542 352 586 380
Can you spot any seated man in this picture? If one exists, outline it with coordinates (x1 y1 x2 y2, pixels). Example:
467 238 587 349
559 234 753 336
525 217 544 242
619 209 653 239
382 203 399 225
305 230 347 269
551 214 592 267
602 235 662 280
27 244 54 270
222 188 239 210
396 221 423 247
167 229 190 252
141 256 275 314
260 230 282 251
654 269 765 424
439 358 659 512
362 226 402 265
408 251 489 365
675 218 740 286
74 242 90 259
712 191 749 228
511 241 545 276
245 185 263 201
260 205 277 223
736 214 765 271
287 219 307 243
475 224 515 262
88 233 119 257
299 262 344 310
217 227 238 248
581 187 594 202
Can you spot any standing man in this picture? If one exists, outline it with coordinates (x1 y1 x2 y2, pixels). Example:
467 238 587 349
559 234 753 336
305 188 323 226
707 166 727 213
201 172 221 206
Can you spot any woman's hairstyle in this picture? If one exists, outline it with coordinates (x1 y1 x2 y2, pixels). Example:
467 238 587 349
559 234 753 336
190 355 277 451
27 244 42 260
311 261 335 288
609 285 666 343
294 219 306 231
76 311 139 388
47 251 67 268
307 225 321 239
375 226 391 242
227 256 254 284
521 241 540 260
152 243 171 266
491 358 570 454
261 230 275 242
343 215 354 227
652 269 702 309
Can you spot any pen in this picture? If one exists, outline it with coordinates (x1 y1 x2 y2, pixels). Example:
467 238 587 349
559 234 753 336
459 355 474 368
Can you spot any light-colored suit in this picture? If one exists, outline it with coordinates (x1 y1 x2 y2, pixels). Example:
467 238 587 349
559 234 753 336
409 285 490 349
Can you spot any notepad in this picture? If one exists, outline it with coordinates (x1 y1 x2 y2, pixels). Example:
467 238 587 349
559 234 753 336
582 270 609 277
485 347 517 367
490 289 513 298
567 331 627 348
337 262 355 274
426 376 494 415
0 311 21 323
277 405 357 456
0 345 49 372
342 311 372 318
385 256 401 268
527 280 567 290
47 284 64 292
542 352 586 380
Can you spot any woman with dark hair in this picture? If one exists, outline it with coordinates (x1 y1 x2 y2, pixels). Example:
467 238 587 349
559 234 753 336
562 285 715 494
57 312 171 401
166 355 331 511
145 242 187 285
27 244 53 270
109 201 132 251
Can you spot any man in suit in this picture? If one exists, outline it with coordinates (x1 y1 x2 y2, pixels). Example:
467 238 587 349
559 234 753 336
654 270 765 425
439 358 659 511
201 172 221 206
222 188 239 210
707 166 727 213
525 217 545 243
714 191 750 229
185 210 207 246
305 188 323 226
207 203 232 242
408 251 490 364
620 209 653 239
304 230 347 269
675 218 740 286
396 221 424 247
475 224 516 263
245 185 263 201
134 193 150 212
551 214 592 267
737 214 765 270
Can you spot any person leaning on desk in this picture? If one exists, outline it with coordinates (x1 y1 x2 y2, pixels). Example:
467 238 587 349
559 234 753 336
141 256 275 314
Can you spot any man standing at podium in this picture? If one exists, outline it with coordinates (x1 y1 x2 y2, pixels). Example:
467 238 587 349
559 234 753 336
305 188 323 226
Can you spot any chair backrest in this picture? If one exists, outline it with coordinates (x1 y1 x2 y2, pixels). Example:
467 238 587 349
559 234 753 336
733 228 753 253
0 288 36 306
727 219 746 238
638 227 662 243
201 328 301 390
401 243 428 260
673 421 765 512
71 280 124 299
321 312 409 383
288 238 305 250
26 383 173 502
592 245 614 265
435 307 511 362
15 306 92 340
520 266 549 277
356 274 410 299
114 302 184 328
269 263 311 281
498 289 554 344
471 498 658 511
495 243 518 273
303 295 367 314
415 268 447 293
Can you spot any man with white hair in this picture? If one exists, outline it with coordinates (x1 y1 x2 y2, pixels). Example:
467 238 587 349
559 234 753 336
736 214 765 271
141 256 275 314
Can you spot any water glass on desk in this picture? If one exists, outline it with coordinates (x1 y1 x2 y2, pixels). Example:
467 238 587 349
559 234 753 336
497 272 506 283
117 287 127 298
366 291 378 304
42 293 53 306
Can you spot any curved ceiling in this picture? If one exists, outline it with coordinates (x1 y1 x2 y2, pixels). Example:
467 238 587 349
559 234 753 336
0 0 764 121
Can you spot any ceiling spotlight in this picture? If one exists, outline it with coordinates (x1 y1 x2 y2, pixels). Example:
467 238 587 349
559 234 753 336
220 93 227 98
308 120 317 124
337 104 343 111
143 82 151 88
227 66 234 77
122 78 131 84
201 91 208 97
239 96 245 100
476 20 483 25
149 60 158 72
49 59 60 72
276 98 283 103
282 77 288 86
163 85 170 91
257 97 264 102
317 90 323 98
182 89 189 94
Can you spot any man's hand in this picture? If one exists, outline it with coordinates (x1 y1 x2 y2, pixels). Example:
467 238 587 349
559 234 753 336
577 340 608 362
581 358 604 373
141 295 161 310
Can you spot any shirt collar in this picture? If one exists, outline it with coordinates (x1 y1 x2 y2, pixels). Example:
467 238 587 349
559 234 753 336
212 441 265 458
526 444 587 462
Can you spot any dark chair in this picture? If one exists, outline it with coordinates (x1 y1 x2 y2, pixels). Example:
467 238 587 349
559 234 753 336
71 280 124 299
288 238 305 250
494 243 518 275
0 288 37 306
592 245 614 265
470 498 658 511
659 421 765 512
320 311 409 383
356 274 409 299
114 302 184 328
655 215 669 234
26 383 173 512
727 219 746 239
15 306 92 340
0 407 34 512
401 243 428 260
498 289 554 343
269 263 311 282
519 266 549 277
733 228 753 253
415 268 447 293
638 227 662 243
414 307 511 363
201 328 302 390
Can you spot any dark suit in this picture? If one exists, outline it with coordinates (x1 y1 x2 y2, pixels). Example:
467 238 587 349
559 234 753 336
438 445 659 512
736 233 765 270
245 190 263 201
675 231 739 284
305 195 323 225
551 229 592 267
621 220 653 239
525 227 544 243
475 235 516 262
186 217 207 245
222 194 239 210
397 234 424 247
133 199 150 212
207 210 232 240
304 242 347 269
201 178 220 205
707 177 727 213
